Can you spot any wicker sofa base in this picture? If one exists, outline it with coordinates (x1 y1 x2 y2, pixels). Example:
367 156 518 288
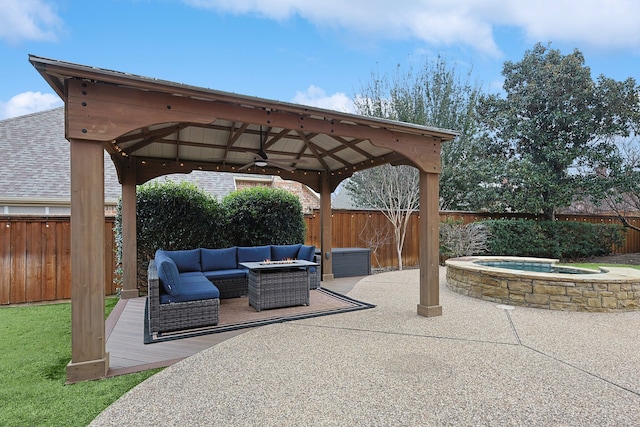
148 297 220 333
214 277 249 299
148 260 220 334
248 269 310 311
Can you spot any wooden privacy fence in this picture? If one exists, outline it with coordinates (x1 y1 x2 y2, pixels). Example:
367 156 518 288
1 211 639 305
304 210 640 270
0 216 117 305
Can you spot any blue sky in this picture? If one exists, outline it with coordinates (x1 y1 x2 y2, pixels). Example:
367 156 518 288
1 0 639 119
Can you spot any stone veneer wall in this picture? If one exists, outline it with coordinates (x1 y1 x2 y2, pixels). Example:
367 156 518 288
446 262 640 312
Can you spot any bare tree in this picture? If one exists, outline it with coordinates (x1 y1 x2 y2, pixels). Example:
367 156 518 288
358 216 394 270
346 164 419 270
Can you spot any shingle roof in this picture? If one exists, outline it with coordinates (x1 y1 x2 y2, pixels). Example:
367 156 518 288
0 108 261 203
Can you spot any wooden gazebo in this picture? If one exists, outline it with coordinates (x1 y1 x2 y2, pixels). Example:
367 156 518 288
29 55 458 382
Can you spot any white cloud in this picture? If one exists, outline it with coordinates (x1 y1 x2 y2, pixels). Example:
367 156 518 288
184 0 640 57
0 0 63 44
506 0 640 50
291 85 355 113
0 92 62 119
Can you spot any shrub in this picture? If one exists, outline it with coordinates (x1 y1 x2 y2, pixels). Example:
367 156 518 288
115 180 226 291
552 221 626 259
439 219 490 258
482 219 625 259
222 186 306 246
482 219 553 258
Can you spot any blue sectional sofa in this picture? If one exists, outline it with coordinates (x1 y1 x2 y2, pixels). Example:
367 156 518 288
147 244 317 334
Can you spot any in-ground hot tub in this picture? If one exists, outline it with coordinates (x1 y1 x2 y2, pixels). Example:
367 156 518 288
446 256 640 312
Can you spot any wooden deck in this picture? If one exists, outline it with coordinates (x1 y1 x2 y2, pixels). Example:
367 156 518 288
104 277 363 377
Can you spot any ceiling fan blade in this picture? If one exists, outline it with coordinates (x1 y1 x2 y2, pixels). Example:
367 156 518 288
267 160 296 172
237 162 255 171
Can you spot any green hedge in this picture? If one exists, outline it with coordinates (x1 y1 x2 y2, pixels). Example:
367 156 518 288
115 181 227 291
222 186 306 246
115 182 307 291
482 219 625 259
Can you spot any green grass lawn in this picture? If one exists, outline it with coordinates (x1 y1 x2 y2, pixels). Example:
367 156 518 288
0 297 159 427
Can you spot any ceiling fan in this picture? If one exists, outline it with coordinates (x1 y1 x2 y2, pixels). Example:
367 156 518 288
238 126 306 172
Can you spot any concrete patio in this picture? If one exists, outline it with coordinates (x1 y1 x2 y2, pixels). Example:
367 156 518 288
91 267 640 426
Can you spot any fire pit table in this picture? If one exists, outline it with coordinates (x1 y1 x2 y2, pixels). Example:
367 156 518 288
239 260 319 311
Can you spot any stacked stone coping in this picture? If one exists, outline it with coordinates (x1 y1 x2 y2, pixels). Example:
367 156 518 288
446 256 640 312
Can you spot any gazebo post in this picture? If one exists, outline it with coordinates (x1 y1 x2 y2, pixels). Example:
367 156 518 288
66 138 109 383
320 172 334 281
417 170 442 317
120 167 139 299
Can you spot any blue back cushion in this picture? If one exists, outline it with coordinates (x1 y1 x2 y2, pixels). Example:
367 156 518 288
202 247 237 271
237 245 272 266
271 244 302 261
297 245 316 262
162 249 201 272
155 252 181 296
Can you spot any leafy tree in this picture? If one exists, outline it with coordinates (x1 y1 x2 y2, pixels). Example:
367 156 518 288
587 135 640 231
354 55 488 210
478 42 639 220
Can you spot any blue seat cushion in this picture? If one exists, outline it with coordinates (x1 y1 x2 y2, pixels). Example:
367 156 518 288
160 273 219 304
155 252 181 296
203 269 247 281
271 244 302 261
202 247 237 271
179 271 206 279
237 245 272 266
156 249 201 272
297 245 316 262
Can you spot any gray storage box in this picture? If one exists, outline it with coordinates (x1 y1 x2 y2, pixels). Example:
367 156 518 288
331 248 371 278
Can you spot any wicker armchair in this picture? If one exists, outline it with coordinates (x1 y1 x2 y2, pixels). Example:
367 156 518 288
147 260 220 334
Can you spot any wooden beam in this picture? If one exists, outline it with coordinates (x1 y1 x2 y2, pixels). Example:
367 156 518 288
370 136 441 174
66 138 109 382
65 80 442 173
417 171 442 317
